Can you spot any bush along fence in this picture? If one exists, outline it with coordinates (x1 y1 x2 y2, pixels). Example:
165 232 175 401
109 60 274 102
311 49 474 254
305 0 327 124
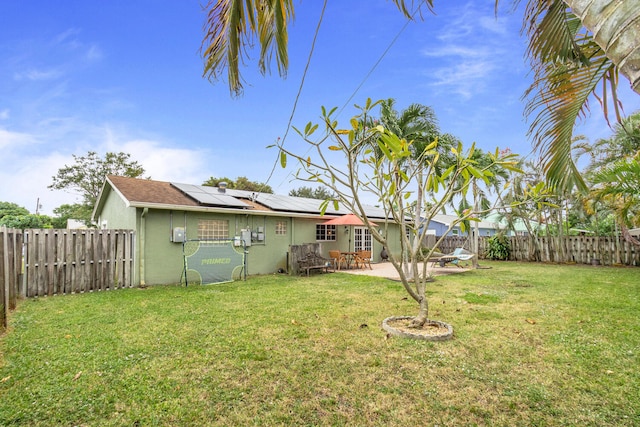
439 235 640 266
1 227 23 331
23 229 136 297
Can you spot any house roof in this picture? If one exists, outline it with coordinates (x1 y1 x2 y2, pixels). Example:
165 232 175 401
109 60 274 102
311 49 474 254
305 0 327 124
430 214 500 230
107 176 200 207
93 175 388 220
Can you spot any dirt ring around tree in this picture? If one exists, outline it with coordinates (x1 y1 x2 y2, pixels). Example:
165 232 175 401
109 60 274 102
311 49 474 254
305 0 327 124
382 316 453 341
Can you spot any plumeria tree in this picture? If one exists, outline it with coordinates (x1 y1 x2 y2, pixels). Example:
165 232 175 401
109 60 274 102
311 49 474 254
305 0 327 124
277 99 521 327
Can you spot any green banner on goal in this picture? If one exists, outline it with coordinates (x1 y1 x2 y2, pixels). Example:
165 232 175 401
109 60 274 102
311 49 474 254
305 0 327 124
183 240 245 285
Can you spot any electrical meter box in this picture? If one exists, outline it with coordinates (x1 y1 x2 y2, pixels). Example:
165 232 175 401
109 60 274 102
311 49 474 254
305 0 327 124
241 229 252 247
172 227 185 243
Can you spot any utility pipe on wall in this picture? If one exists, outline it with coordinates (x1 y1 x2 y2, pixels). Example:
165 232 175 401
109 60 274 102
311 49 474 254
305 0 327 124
140 207 148 287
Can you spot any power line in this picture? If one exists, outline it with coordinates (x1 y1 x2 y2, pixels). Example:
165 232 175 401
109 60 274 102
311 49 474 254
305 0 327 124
337 1 425 117
258 0 328 194
271 1 427 193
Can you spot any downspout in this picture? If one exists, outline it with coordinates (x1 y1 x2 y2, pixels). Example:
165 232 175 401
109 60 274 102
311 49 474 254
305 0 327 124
290 217 295 273
140 208 148 287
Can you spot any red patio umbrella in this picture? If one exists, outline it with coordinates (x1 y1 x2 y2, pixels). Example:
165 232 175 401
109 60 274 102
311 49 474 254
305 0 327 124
322 214 376 250
321 213 375 226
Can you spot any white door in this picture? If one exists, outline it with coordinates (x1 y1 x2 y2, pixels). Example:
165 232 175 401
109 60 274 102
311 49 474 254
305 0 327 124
353 227 372 252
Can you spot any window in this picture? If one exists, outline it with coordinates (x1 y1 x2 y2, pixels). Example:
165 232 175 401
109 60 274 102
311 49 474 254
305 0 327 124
275 221 287 235
451 229 459 236
316 224 336 241
198 219 229 240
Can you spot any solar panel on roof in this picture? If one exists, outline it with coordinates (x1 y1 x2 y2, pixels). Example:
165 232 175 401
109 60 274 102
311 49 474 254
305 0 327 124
171 182 389 217
171 182 250 208
256 194 331 214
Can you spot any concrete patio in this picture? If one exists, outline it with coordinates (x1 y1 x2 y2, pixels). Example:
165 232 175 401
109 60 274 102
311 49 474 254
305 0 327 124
339 260 471 281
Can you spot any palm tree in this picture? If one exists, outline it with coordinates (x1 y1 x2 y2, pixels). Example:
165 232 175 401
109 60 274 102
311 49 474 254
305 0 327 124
202 1 639 96
201 0 432 97
584 110 640 245
521 0 639 191
590 158 640 243
372 99 440 278
201 0 639 185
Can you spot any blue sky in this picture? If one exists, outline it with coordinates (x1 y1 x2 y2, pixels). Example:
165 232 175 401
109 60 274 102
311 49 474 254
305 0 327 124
2 1 639 215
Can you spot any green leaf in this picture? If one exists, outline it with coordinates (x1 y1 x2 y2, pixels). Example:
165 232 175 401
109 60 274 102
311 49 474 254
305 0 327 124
377 140 393 160
319 199 329 215
304 121 317 136
328 146 342 151
441 165 455 180
467 165 484 180
280 151 287 168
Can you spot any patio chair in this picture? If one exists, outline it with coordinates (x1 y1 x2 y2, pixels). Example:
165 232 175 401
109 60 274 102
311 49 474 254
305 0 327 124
354 250 372 270
328 250 348 271
428 248 475 268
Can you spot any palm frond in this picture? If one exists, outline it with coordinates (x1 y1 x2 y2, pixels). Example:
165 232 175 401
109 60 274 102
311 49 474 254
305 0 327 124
591 159 640 198
389 0 435 19
201 0 294 97
523 1 617 193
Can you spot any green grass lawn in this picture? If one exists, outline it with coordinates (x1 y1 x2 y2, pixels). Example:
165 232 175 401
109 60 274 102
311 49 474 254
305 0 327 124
1 262 638 426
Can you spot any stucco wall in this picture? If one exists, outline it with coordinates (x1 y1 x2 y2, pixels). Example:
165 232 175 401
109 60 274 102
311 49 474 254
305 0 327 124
97 189 137 229
100 202 404 285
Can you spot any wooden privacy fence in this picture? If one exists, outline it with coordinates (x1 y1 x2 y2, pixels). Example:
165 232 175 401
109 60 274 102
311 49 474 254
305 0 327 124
1 227 23 331
23 229 136 297
438 235 640 266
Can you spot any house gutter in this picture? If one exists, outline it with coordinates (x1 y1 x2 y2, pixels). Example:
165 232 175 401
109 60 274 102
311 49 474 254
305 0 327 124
125 201 391 221
139 207 148 287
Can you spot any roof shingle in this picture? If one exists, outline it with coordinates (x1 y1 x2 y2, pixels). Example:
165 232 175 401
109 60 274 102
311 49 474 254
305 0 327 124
108 175 199 206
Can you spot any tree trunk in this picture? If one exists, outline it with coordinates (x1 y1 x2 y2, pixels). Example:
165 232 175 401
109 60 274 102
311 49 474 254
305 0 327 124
410 295 429 327
472 182 480 268
565 0 640 94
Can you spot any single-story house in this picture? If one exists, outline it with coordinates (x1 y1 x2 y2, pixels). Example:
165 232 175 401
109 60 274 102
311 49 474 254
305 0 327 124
92 175 403 286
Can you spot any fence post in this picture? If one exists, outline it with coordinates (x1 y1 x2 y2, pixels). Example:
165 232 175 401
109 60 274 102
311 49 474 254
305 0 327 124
1 226 7 330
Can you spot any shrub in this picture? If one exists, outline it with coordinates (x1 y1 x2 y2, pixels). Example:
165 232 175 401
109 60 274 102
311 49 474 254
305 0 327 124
486 233 511 260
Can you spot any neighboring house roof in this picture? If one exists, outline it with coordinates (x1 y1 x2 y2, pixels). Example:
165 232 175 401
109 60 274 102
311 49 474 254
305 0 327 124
429 214 500 231
483 212 534 234
93 175 388 220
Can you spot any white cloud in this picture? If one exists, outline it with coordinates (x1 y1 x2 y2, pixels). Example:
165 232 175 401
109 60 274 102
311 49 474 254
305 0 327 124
13 67 64 81
416 2 523 100
86 44 103 61
421 45 490 59
0 123 212 214
0 109 9 120
0 127 36 150
108 138 212 185
54 28 82 46
0 150 80 214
